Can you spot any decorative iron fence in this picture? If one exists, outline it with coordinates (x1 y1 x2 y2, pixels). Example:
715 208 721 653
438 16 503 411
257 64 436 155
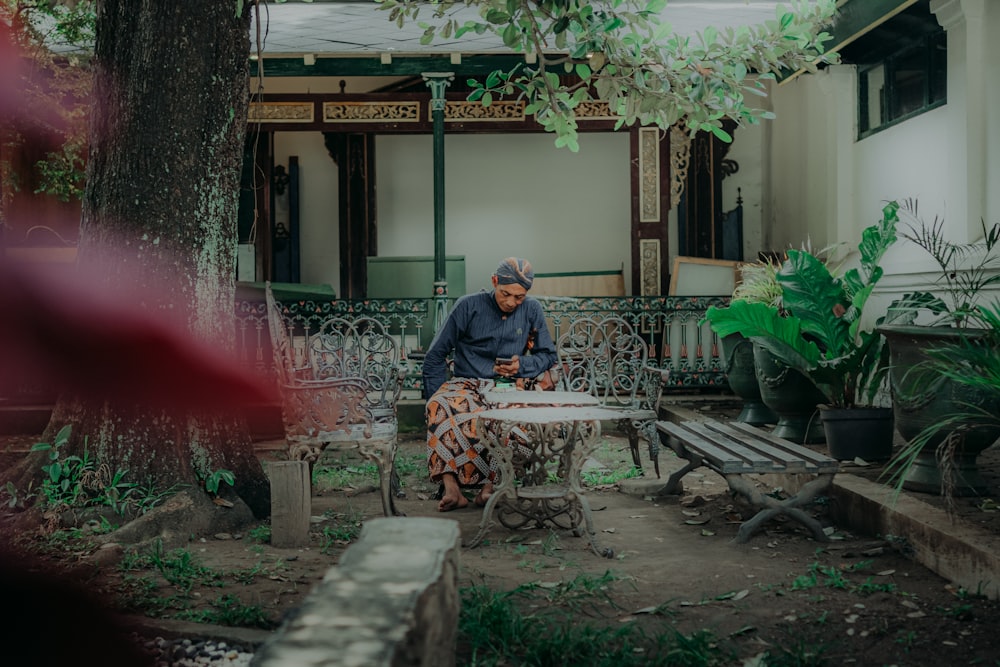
239 295 731 396
236 297 431 393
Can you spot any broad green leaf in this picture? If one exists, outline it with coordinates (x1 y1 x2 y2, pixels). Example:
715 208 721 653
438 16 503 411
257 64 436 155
778 249 850 355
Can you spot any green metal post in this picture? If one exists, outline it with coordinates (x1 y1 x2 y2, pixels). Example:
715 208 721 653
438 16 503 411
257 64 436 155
422 72 454 333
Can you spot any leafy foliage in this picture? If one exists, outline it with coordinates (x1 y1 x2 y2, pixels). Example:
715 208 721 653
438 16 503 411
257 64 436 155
887 199 1000 328
882 303 1000 498
24 424 170 515
1 1 95 201
705 201 900 407
380 0 838 151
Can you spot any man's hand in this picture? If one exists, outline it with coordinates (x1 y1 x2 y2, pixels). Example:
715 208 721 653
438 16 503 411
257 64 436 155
495 355 520 378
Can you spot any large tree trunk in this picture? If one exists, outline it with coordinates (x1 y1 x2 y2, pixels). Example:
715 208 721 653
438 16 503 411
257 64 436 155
10 2 269 522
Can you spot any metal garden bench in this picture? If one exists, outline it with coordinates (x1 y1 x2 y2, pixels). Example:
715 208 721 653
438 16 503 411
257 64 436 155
655 419 840 542
265 282 405 516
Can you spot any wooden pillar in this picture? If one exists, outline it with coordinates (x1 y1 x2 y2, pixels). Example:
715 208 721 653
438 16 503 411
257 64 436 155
324 133 376 298
629 126 672 296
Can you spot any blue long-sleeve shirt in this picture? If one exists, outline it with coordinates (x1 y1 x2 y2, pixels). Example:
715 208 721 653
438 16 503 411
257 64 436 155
421 290 557 399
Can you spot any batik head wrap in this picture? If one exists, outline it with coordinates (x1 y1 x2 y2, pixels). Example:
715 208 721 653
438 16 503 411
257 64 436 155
494 257 534 290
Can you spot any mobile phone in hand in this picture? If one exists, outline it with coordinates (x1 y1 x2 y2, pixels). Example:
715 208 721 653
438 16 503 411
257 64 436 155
496 356 514 365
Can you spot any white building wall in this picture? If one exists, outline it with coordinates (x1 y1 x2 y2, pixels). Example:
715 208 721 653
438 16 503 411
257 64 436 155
763 0 1000 314
375 132 632 294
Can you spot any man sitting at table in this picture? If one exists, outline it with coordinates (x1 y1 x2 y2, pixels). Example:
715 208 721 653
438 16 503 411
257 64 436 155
422 257 558 511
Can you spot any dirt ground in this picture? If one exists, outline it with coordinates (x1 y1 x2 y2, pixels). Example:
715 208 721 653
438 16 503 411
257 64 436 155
4 424 1000 666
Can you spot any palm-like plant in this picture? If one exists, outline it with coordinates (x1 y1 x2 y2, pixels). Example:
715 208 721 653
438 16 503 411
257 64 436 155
887 199 1000 329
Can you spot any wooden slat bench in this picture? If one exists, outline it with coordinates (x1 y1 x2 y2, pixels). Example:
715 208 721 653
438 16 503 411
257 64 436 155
655 420 840 543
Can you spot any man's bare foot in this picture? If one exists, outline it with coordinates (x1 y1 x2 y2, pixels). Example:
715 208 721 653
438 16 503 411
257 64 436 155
438 474 470 511
438 492 469 511
474 482 494 507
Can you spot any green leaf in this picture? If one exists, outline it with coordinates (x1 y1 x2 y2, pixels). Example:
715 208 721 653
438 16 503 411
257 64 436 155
502 22 519 47
778 249 851 355
55 424 72 445
710 125 732 142
485 9 511 24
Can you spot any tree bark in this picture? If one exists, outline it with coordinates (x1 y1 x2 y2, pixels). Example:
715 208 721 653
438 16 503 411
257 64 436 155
10 1 269 520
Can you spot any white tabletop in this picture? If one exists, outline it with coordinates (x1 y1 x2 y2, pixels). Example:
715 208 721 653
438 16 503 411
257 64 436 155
477 405 624 424
482 390 600 406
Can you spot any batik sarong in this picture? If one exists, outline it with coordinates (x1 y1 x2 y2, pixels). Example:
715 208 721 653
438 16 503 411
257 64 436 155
426 378 497 486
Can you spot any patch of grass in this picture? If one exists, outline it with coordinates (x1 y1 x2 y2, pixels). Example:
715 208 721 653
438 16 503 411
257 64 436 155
458 580 734 666
320 507 365 553
312 461 377 491
230 557 289 585
582 465 643 487
854 577 897 596
146 540 224 593
247 524 271 544
895 629 918 653
174 594 274 629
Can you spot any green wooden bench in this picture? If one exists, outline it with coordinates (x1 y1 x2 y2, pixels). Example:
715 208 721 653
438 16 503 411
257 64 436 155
655 420 840 543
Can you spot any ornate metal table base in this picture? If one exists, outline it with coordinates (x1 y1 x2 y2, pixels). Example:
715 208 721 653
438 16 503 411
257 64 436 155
469 406 624 558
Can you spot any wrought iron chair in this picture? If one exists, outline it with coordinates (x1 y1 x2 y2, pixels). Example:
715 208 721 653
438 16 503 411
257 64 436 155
265 282 405 516
556 316 669 476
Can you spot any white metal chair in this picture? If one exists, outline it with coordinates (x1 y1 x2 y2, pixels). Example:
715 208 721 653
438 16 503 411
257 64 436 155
556 316 669 476
265 282 405 516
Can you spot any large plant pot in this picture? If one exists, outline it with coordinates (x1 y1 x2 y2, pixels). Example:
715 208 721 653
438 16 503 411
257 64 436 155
721 333 778 426
879 325 1000 496
819 406 894 462
753 342 826 444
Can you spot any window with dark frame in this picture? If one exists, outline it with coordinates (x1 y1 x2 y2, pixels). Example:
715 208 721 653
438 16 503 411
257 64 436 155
858 29 946 139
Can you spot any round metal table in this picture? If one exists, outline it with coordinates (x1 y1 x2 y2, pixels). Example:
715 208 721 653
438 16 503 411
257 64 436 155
469 405 624 557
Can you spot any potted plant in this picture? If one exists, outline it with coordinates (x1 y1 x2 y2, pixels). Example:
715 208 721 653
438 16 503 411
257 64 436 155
878 200 1000 495
883 302 1000 502
720 260 780 426
705 201 901 458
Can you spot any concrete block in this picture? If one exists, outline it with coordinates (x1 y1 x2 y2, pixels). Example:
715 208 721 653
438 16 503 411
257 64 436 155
830 474 1000 600
252 517 462 667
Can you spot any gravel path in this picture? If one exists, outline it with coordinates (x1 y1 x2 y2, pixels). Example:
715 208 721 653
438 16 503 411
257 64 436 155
140 636 255 667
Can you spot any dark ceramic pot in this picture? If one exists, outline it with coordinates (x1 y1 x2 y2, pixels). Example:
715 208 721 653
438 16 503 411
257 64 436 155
753 342 826 444
721 333 778 426
819 406 894 462
879 325 1000 496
